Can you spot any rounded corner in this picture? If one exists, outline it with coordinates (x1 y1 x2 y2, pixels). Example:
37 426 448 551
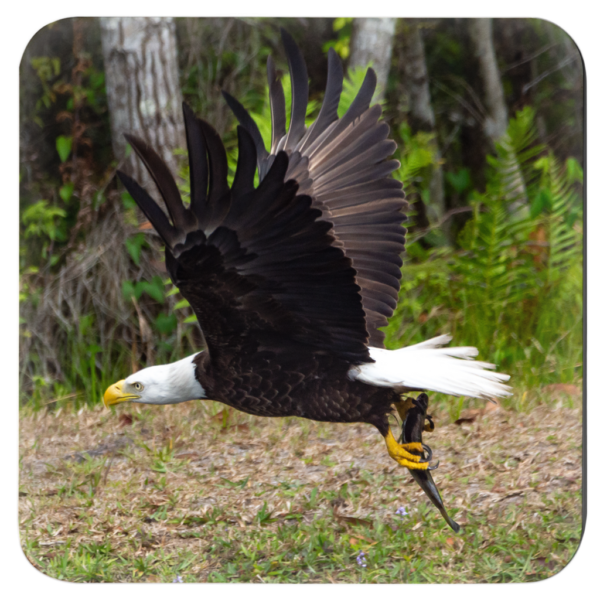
531 17 586 80
19 17 78 71
527 520 586 584
18 533 69 584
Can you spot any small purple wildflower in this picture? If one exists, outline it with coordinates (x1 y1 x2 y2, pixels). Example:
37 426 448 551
172 575 184 583
395 506 408 517
356 550 367 568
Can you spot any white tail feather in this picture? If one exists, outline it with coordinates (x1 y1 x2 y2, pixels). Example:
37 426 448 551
348 335 511 399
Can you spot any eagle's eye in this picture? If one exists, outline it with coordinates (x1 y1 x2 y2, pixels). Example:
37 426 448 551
134 382 144 392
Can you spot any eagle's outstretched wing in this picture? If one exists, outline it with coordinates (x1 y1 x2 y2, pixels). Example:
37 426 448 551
118 32 406 365
223 29 408 347
118 107 371 365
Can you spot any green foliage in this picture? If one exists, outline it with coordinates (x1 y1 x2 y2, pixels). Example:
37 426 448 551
121 191 137 210
122 276 165 304
124 234 147 266
446 168 472 195
21 200 68 265
21 200 66 242
29 56 61 115
487 106 544 205
23 314 129 410
322 18 353 59
20 20 110 276
59 181 75 202
531 154 583 284
395 122 438 197
154 312 178 335
56 135 72 163
386 108 583 393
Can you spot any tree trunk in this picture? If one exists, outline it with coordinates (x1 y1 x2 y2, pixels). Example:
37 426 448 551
468 18 526 209
349 18 396 102
467 18 508 143
100 17 185 188
401 19 445 228
403 20 435 129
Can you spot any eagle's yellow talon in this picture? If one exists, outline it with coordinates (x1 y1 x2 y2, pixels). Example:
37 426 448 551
384 430 429 470
402 442 424 452
396 457 429 470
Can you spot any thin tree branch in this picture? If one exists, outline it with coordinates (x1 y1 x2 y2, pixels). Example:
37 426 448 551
502 42 556 74
407 206 475 245
522 54 578 94
431 79 486 126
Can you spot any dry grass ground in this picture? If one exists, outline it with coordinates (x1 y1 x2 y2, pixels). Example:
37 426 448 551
19 390 583 583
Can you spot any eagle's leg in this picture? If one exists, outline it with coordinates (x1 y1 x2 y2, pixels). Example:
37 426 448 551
393 398 435 432
394 398 414 421
383 428 429 470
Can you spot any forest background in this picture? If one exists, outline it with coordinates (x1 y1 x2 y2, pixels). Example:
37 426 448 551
19 17 584 411
16 16 585 584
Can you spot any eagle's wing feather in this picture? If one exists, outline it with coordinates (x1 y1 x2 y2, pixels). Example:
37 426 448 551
224 30 407 348
281 28 309 151
267 55 287 153
119 110 371 366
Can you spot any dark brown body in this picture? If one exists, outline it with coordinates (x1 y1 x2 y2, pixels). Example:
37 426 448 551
194 350 397 435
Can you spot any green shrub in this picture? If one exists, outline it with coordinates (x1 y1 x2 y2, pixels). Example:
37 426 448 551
385 108 583 397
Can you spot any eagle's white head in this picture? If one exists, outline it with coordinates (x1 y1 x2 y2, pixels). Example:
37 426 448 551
103 353 206 407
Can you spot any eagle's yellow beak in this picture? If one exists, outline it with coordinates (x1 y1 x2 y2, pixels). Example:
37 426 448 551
103 380 139 408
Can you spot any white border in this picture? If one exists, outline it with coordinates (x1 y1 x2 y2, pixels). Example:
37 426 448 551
5 2 595 599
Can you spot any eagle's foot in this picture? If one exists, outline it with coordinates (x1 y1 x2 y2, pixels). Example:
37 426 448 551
384 429 430 471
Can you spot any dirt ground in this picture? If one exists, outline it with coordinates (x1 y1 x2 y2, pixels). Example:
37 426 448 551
18 391 583 582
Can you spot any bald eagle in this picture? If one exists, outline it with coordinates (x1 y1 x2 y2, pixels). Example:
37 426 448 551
104 31 510 499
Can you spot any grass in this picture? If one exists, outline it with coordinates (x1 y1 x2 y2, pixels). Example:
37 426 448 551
19 388 583 583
